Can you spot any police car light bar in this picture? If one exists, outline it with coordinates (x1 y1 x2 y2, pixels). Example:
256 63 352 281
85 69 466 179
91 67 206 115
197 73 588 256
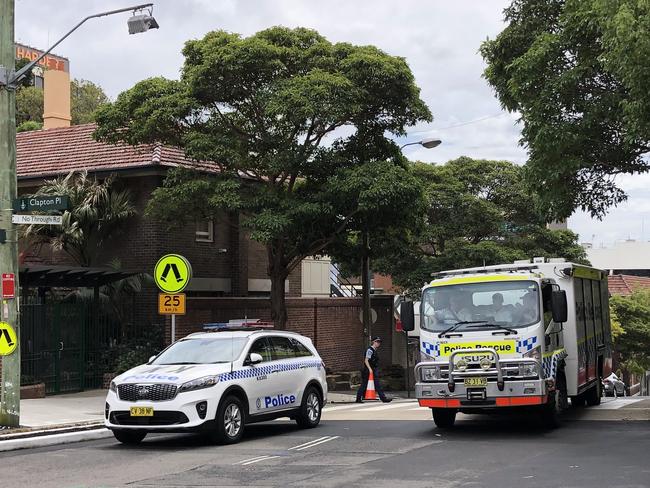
203 319 274 331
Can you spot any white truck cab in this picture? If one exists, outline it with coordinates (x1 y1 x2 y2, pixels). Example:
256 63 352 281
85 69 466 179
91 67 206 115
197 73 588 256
105 324 327 444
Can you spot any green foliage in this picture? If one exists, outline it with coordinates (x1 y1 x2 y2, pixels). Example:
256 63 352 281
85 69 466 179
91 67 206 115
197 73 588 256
16 86 43 125
94 26 432 327
113 323 165 374
71 79 109 125
21 171 137 266
481 0 650 219
610 289 650 375
366 157 588 293
16 120 43 132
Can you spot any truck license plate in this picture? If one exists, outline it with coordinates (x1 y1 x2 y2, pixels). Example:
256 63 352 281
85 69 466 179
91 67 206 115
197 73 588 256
464 377 487 387
130 406 154 417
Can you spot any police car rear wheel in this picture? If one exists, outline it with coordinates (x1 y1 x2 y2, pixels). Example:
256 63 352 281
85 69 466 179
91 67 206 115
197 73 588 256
214 395 245 444
113 429 147 445
296 388 321 428
431 408 456 428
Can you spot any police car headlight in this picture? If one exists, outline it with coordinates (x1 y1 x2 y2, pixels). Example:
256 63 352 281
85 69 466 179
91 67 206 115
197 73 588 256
109 381 117 393
179 375 220 393
422 366 441 381
523 346 541 362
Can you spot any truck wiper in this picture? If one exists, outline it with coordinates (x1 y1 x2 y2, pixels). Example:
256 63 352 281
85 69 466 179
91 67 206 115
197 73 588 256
438 321 489 338
466 323 517 335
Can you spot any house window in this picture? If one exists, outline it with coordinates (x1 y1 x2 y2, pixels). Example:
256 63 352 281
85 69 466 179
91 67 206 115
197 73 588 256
195 220 214 242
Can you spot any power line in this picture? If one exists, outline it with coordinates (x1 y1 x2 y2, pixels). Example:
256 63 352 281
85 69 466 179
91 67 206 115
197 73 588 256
434 112 509 131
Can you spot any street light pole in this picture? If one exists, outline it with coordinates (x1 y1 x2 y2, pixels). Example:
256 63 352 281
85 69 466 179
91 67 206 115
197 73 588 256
0 1 158 427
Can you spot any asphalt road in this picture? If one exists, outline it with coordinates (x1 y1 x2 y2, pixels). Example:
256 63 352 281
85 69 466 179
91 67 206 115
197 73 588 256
2 401 649 488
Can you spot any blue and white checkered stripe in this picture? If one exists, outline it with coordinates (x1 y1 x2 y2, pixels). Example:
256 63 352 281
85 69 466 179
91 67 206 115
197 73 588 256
219 359 322 382
421 341 439 358
542 349 567 379
516 336 538 354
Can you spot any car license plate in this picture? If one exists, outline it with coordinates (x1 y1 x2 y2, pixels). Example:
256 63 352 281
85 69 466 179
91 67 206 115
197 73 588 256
130 406 154 417
464 377 487 387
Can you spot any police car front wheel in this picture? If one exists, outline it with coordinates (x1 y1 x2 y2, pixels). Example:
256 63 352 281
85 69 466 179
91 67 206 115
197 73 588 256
213 395 245 444
296 387 322 428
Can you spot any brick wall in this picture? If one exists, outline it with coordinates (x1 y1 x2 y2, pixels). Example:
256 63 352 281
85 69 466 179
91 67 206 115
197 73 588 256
173 296 395 373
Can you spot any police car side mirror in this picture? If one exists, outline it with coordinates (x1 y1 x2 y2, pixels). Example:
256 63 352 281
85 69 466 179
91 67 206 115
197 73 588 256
551 290 568 323
247 353 263 365
401 301 415 332
148 355 156 364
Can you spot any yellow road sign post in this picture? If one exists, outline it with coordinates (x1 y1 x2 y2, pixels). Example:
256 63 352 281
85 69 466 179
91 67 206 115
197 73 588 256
154 254 192 342
0 322 18 356
159 294 186 315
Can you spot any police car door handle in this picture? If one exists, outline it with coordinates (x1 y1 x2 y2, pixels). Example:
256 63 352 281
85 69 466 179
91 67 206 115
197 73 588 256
270 368 282 374
299 365 309 369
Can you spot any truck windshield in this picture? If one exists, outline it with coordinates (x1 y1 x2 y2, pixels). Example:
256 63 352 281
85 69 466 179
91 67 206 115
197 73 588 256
421 280 540 332
151 337 248 365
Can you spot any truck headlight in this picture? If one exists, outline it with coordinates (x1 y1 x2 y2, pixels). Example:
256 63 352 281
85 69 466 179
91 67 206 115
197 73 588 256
422 366 441 381
480 358 492 371
518 362 538 377
179 375 220 393
110 381 117 393
523 346 541 362
456 359 468 371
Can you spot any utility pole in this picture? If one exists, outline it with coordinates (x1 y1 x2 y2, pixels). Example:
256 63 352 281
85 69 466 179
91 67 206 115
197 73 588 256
361 230 371 343
0 0 20 427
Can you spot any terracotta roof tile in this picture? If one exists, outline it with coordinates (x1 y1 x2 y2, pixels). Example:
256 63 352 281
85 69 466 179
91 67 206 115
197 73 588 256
16 123 218 179
608 274 650 296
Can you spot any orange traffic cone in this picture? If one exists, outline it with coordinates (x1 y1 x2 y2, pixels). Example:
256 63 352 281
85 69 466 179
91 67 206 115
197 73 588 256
364 371 378 401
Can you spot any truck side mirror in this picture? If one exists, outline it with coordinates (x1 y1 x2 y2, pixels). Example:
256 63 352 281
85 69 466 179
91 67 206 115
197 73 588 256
551 290 568 323
401 301 415 332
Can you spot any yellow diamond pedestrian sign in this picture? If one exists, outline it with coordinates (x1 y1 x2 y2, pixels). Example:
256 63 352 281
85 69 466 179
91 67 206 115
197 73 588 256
154 254 192 294
0 322 18 356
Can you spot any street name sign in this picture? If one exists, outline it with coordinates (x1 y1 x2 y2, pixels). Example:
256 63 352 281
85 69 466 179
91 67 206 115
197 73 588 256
159 293 186 315
154 254 192 294
12 214 63 225
13 195 70 212
0 322 18 356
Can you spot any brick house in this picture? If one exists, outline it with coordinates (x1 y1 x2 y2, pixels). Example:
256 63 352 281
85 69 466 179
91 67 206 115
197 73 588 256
15 124 398 389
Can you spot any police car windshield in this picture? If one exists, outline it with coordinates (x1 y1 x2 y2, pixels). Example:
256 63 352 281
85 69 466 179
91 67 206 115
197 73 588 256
151 337 248 365
421 280 540 332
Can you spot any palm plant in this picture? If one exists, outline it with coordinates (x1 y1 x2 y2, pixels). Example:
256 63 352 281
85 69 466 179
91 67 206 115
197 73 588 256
22 171 137 266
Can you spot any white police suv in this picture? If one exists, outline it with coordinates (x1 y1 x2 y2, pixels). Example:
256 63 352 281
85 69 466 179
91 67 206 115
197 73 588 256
105 325 327 445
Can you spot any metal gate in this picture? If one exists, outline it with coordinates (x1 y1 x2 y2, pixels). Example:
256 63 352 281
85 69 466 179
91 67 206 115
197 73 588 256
20 300 121 394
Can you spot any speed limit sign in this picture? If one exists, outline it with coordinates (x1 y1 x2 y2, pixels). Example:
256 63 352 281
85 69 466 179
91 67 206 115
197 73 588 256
158 293 186 315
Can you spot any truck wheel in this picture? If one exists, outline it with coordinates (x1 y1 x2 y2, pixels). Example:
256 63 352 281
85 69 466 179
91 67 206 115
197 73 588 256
570 395 586 407
431 408 456 428
210 395 245 444
585 377 602 406
113 429 147 445
296 387 322 428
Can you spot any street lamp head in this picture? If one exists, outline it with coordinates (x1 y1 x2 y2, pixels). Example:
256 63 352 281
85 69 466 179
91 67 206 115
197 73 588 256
128 12 159 34
420 137 442 149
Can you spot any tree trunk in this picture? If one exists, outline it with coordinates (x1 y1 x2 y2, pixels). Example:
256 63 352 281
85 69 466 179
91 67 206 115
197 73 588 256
268 245 289 330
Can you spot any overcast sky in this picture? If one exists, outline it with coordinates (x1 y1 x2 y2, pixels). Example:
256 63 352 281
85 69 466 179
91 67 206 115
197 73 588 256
15 0 649 247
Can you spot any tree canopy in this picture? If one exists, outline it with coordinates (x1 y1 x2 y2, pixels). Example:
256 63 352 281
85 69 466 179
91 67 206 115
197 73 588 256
481 0 650 219
610 289 650 377
94 26 432 328
364 157 589 293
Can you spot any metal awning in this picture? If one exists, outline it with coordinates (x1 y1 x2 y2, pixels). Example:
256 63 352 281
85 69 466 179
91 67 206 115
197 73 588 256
19 264 140 288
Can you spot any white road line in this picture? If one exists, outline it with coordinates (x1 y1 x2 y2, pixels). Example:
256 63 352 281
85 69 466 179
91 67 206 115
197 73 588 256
287 436 333 450
240 455 280 466
235 455 272 465
359 403 415 412
323 404 368 413
295 435 340 451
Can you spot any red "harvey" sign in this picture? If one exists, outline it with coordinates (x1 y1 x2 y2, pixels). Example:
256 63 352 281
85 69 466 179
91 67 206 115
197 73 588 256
1 274 15 299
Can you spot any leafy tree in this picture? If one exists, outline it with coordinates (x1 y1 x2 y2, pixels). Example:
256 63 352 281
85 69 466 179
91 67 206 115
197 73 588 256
16 86 43 126
21 171 136 266
71 79 109 125
610 289 650 381
17 120 43 133
93 27 431 328
367 157 589 293
481 0 650 219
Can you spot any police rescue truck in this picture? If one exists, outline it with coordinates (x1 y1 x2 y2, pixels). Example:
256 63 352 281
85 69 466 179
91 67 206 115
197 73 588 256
403 258 613 428
105 323 327 444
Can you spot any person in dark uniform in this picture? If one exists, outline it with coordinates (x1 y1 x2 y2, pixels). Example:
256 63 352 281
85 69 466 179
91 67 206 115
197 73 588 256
356 337 392 403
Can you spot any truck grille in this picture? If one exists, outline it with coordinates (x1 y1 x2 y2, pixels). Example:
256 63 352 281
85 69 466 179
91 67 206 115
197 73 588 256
118 383 178 402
